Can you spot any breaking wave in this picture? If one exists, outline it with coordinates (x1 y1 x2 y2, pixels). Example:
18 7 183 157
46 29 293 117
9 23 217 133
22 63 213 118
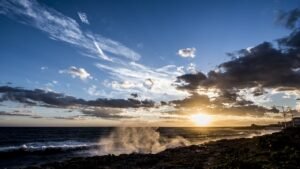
98 127 191 155
0 141 100 157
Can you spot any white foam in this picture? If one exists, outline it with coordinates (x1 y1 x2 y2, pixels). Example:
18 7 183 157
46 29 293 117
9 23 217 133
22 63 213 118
0 140 99 152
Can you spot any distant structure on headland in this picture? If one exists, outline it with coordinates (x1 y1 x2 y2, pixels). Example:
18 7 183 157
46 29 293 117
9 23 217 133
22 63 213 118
250 106 300 129
291 117 300 127
250 117 300 129
276 117 300 128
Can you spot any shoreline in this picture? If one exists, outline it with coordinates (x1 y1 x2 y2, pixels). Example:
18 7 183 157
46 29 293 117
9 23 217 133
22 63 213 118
24 127 300 169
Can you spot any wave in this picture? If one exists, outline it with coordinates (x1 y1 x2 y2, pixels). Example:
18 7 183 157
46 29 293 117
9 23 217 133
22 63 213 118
0 140 100 157
98 127 190 155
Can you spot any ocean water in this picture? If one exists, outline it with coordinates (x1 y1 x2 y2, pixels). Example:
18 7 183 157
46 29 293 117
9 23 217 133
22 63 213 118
0 127 279 169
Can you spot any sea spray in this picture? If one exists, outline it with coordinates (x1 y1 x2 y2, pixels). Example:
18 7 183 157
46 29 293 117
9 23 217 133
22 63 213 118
98 127 190 155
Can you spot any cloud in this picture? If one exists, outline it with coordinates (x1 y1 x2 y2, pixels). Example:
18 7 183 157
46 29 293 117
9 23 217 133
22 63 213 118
81 107 132 119
77 12 89 24
131 93 138 98
278 30 300 48
52 115 83 120
177 48 196 58
96 62 189 101
176 72 207 92
59 66 92 80
171 93 280 117
44 80 59 92
0 0 140 61
0 110 31 117
0 110 42 118
40 66 48 70
87 85 102 96
93 40 112 61
277 8 300 49
143 78 154 89
277 8 300 29
186 63 197 73
112 81 139 89
171 93 211 108
0 86 155 108
177 42 300 92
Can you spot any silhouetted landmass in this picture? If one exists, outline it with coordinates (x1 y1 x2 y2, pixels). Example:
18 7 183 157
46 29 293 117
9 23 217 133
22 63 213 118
25 127 300 169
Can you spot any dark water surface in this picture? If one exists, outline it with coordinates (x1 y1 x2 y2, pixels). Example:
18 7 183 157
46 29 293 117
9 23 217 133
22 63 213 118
0 127 278 169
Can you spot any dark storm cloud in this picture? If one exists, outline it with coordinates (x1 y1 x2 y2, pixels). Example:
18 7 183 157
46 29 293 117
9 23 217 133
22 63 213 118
277 8 300 29
213 42 300 89
81 107 133 119
177 41 300 92
0 86 85 107
252 87 266 96
172 93 210 108
0 86 155 108
278 30 300 48
87 98 154 108
176 72 207 92
213 104 280 117
130 93 138 98
0 110 31 117
277 8 300 48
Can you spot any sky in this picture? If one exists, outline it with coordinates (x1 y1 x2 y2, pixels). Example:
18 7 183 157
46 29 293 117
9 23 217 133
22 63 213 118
0 0 300 127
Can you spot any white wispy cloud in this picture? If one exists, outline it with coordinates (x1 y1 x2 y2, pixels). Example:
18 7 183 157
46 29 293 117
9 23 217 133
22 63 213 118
186 63 197 73
59 66 92 80
44 80 59 92
111 81 139 89
87 85 102 96
77 12 89 24
40 66 48 70
95 62 189 101
0 0 140 61
92 40 113 61
177 48 196 58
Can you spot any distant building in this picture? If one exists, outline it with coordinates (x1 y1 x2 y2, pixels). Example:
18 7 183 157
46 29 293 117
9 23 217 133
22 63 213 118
250 117 300 129
292 117 300 126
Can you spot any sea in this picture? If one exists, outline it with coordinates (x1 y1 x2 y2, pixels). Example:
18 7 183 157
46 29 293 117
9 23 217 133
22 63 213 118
0 127 279 169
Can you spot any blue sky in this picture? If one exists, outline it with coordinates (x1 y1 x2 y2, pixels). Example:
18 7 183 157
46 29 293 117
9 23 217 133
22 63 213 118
0 0 300 126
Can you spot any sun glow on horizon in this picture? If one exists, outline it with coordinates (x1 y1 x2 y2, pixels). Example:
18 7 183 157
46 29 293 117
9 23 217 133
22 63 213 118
190 113 213 126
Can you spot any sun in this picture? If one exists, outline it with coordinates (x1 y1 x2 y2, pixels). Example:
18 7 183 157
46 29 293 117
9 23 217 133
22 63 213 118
190 114 213 126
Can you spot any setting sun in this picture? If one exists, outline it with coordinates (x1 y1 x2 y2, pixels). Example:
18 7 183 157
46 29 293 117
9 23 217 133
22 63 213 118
190 114 213 126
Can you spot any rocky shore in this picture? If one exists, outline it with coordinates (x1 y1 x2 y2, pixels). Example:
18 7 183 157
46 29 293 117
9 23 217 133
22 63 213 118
25 127 300 169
